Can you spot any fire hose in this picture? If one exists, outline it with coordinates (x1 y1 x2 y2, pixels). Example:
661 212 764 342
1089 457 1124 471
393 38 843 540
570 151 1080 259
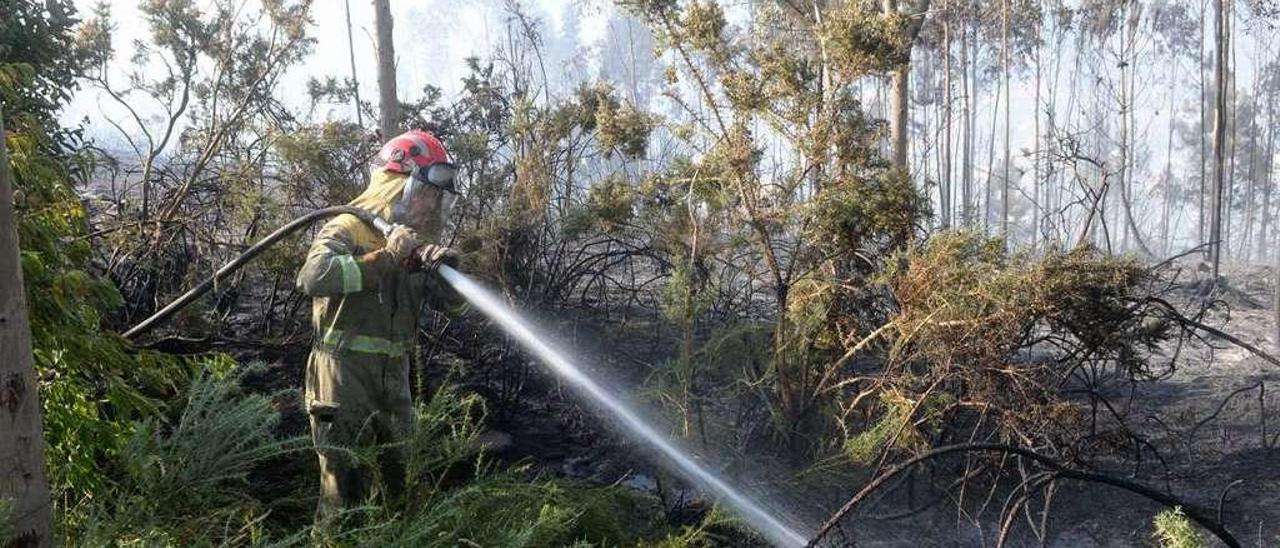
122 206 394 339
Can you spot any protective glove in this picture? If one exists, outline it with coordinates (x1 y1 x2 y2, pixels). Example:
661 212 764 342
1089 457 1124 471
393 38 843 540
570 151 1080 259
356 224 421 289
383 224 421 262
414 243 459 271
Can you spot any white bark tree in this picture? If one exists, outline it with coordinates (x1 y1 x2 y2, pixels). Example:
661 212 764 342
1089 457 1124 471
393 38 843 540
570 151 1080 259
0 107 53 547
1209 0 1229 282
884 0 932 171
374 0 399 138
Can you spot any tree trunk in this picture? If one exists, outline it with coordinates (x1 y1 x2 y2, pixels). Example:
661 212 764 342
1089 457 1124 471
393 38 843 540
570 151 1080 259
1032 22 1041 252
942 0 953 229
1117 4 1152 257
344 0 364 127
1162 59 1178 256
1094 95 1112 251
1210 0 1229 282
1230 0 1241 259
1258 78 1276 262
884 0 930 172
1065 30 1085 244
1224 0 1238 262
1119 1 1130 252
885 0 909 171
1241 85 1260 262
0 107 53 547
890 63 909 171
373 0 398 139
962 21 973 228
985 68 1000 236
1000 0 1011 240
1199 0 1208 248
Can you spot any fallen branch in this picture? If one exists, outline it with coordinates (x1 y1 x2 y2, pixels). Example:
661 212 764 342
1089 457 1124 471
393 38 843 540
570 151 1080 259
1147 296 1280 369
805 443 1240 548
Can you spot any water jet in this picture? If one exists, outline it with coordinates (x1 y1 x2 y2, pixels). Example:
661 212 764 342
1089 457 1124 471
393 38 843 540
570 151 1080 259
439 265 809 547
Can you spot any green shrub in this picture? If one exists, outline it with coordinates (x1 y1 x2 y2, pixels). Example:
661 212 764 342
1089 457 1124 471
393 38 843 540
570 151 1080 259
0 497 11 541
1152 507 1205 548
833 231 1165 458
306 474 667 547
59 366 695 547
66 366 306 546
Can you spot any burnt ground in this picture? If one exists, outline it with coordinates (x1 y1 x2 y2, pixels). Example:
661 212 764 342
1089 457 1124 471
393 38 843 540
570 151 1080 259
170 261 1280 547
1037 263 1280 548
817 263 1280 548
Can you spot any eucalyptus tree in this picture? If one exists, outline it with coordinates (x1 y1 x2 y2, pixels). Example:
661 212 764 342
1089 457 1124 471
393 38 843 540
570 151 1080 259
1148 0 1201 255
0 105 53 547
883 0 932 171
1254 55 1279 261
1209 0 1229 281
373 0 398 138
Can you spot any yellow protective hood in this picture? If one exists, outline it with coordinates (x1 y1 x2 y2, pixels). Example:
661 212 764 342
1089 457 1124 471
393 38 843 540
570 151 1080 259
349 168 408 219
337 169 408 251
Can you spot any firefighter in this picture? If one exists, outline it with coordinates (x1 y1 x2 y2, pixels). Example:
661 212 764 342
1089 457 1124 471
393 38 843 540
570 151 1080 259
295 129 461 518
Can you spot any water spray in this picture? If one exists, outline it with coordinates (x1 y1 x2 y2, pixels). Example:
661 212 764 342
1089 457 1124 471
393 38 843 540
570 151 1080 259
437 265 809 547
124 209 809 546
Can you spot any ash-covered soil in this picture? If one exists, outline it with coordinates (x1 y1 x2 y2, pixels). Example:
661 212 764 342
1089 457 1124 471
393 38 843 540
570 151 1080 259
1041 263 1280 548
841 263 1280 548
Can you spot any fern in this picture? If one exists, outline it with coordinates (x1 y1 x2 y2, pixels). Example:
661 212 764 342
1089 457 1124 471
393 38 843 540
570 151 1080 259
69 366 306 546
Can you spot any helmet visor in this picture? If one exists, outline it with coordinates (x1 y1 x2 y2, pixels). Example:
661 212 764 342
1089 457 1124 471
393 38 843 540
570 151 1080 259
425 162 458 191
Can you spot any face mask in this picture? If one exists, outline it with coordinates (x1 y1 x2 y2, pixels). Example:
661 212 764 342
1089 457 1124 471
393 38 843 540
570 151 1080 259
394 162 460 222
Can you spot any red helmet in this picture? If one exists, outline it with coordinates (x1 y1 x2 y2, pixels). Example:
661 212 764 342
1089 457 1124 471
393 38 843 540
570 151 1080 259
377 129 449 174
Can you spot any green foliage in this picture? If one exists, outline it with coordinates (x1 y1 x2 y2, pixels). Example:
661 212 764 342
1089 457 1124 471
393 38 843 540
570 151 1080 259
842 231 1165 453
843 390 953 464
274 121 372 207
63 369 687 547
616 0 929 449
0 0 82 139
649 507 765 548
0 497 10 541
9 119 188 495
617 0 679 20
660 259 713 324
815 167 925 256
820 2 910 78
314 373 717 547
68 366 305 545
843 393 909 464
1152 507 1205 548
698 323 774 381
309 473 668 547
595 99 654 159
700 123 760 184
561 83 654 160
3 0 196 497
681 1 728 57
879 232 1155 375
564 175 637 237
